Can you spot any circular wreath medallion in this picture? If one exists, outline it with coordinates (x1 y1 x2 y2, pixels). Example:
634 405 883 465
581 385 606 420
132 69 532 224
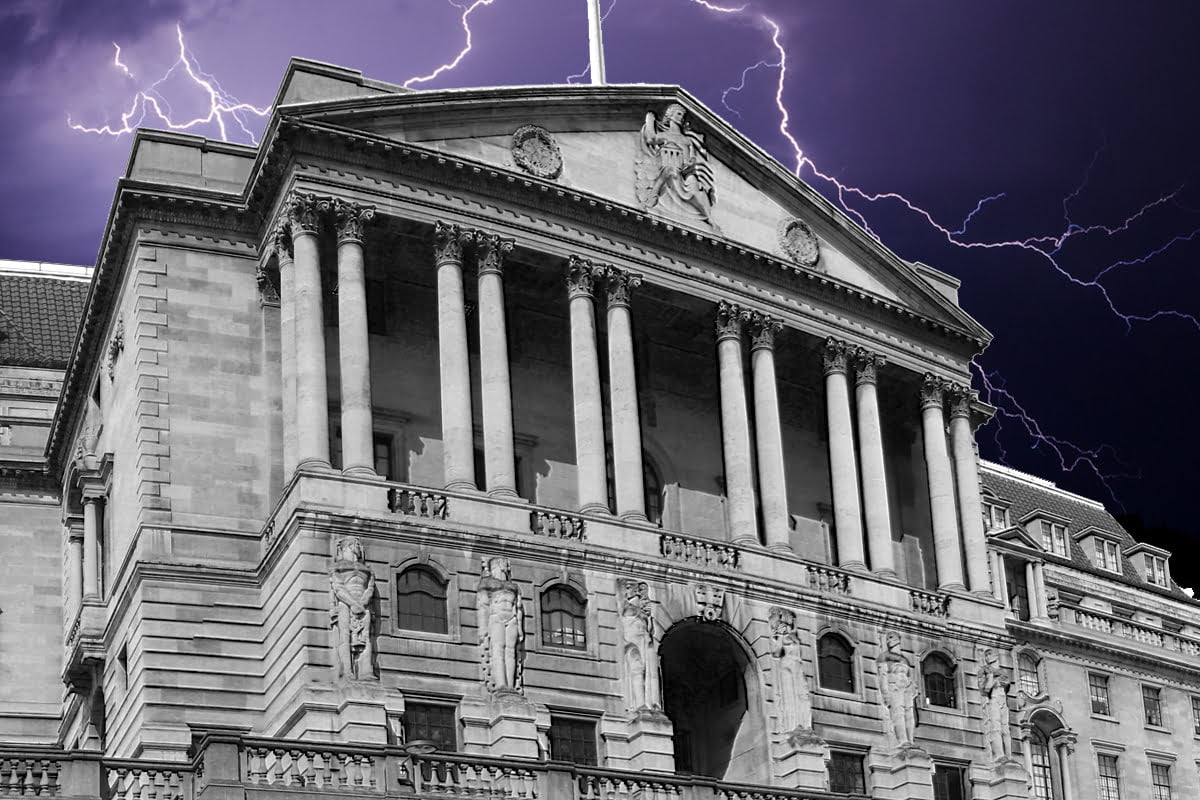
511 125 563 180
777 217 820 268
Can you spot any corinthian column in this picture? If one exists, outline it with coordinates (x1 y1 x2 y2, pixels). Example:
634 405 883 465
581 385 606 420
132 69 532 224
824 338 865 570
948 384 990 594
434 222 477 491
853 348 895 576
567 257 608 513
286 193 331 470
334 200 377 476
716 302 758 545
606 267 647 520
477 234 518 497
921 374 965 590
749 313 789 551
273 225 298 479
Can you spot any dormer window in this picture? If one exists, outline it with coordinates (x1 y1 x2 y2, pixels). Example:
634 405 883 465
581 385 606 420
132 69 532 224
1095 538 1121 573
982 501 1009 532
1040 521 1068 556
1146 554 1168 586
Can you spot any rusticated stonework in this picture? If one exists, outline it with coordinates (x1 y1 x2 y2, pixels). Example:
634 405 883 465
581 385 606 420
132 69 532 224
510 125 563 179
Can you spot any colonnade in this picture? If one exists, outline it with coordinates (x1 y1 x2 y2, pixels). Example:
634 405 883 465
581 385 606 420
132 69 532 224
270 192 990 593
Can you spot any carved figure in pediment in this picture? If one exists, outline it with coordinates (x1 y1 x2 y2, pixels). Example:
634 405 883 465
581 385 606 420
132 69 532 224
635 103 718 230
877 632 917 748
978 647 1013 761
769 607 814 736
330 536 378 681
477 557 525 694
618 579 662 712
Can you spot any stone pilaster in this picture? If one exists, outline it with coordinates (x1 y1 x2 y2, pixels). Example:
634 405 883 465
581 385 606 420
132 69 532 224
715 301 758 545
567 256 608 513
334 199 377 476
476 234 519 497
434 221 477 491
948 384 990 593
606 267 647 520
749 313 789 551
853 348 895 576
286 192 332 471
824 338 865 570
921 374 964 590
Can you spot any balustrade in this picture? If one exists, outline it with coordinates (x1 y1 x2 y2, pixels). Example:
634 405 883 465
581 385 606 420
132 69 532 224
244 745 380 791
530 510 586 540
909 589 950 617
388 487 449 519
0 757 60 796
806 565 851 595
659 534 740 570
577 771 682 800
411 756 537 798
106 763 190 800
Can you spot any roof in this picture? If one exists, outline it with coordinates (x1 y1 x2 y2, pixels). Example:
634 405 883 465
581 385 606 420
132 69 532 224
0 273 89 369
980 461 1193 603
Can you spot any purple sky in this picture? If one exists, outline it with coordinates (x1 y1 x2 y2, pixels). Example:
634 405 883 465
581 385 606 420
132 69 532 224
4 0 1198 573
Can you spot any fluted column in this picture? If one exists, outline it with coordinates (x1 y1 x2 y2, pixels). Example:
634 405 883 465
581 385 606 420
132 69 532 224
921 374 964 590
567 257 608 513
477 234 518 497
82 497 100 598
434 222 477 491
286 193 331 470
273 226 299 479
824 338 865 570
606 267 647 520
334 200 377 476
853 348 895 576
67 525 83 612
949 385 990 593
749 313 788 550
716 302 758 545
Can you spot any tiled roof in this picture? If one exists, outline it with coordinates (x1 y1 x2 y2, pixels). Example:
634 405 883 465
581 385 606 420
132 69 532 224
980 462 1193 602
0 275 89 369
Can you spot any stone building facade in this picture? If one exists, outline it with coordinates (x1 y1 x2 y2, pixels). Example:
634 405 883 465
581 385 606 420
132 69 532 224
2 58 1198 800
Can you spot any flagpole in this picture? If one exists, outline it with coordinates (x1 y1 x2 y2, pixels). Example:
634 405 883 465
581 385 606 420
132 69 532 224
586 0 607 85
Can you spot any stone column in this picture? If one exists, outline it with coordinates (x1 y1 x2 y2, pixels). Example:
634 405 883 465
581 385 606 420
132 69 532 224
67 525 84 612
566 257 608 513
477 234 518 497
853 348 895 576
334 200 377 476
434 222 477 491
606 267 647 520
949 385 990 594
749 313 788 551
920 374 964 590
716 302 758 545
823 338 865 570
286 193 332 470
1052 732 1077 799
990 550 1006 604
82 497 101 598
273 225 299 480
1030 562 1048 621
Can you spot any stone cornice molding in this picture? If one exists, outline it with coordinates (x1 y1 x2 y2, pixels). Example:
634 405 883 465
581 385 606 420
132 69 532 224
715 300 749 343
822 338 849 376
566 255 602 300
920 373 946 411
748 312 782 352
604 267 642 309
476 233 514 277
334 198 375 245
852 347 885 386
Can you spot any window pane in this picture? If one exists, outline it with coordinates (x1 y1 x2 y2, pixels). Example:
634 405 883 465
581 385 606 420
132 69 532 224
397 567 448 633
373 434 393 480
1028 731 1053 800
1151 763 1172 800
1191 696 1200 735
923 655 957 709
549 716 597 765
1089 673 1111 716
1097 754 1121 800
1018 654 1040 696
541 587 587 650
818 635 854 692
828 752 865 794
1143 686 1163 727
932 765 966 800
403 702 457 752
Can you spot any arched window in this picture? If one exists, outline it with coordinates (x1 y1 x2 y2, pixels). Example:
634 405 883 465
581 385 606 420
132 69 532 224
395 566 448 634
643 458 663 526
817 634 854 692
1018 653 1041 696
541 586 587 650
922 653 957 708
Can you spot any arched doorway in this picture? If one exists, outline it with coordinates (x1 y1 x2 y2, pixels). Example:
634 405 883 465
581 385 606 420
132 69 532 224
660 619 766 783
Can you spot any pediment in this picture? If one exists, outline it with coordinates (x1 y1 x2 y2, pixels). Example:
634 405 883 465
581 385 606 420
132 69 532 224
989 527 1043 552
273 61 986 338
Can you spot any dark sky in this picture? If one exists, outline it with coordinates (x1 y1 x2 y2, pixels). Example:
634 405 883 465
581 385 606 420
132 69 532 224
3 1 1198 581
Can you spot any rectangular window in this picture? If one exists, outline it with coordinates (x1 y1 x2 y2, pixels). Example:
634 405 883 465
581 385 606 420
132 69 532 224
1191 696 1200 735
1040 521 1068 556
1143 685 1164 727
1097 753 1121 800
932 764 967 800
982 503 1008 532
373 433 394 480
1004 556 1030 621
1147 555 1168 586
548 716 597 765
403 702 457 752
1151 762 1172 800
1089 673 1111 716
1096 538 1122 572
828 751 866 794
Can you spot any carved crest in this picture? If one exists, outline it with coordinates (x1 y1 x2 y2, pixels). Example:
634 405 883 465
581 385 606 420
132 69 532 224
511 125 563 179
635 103 718 231
693 583 726 622
777 217 820 268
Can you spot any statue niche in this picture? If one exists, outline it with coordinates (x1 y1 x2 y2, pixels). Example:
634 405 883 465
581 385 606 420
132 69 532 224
476 557 525 694
330 536 378 682
635 103 719 231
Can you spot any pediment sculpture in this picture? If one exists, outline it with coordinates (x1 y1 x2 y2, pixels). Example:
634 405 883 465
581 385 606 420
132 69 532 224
635 103 719 231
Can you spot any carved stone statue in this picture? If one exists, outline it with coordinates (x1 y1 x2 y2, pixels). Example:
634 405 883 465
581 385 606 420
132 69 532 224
877 632 917 748
330 536 377 681
635 103 718 230
978 648 1013 761
618 579 662 713
476 557 525 694
769 607 814 736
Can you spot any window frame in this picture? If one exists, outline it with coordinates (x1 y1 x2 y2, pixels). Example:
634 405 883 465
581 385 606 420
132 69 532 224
1089 672 1113 718
530 578 599 658
402 699 459 753
1143 684 1165 729
1146 554 1169 587
921 651 959 710
547 713 599 766
1040 520 1069 557
539 584 588 652
1150 760 1173 800
1095 751 1123 800
931 762 969 800
1094 537 1123 573
982 501 1010 533
1017 651 1042 698
827 749 868 794
1191 696 1200 737
390 558 460 643
815 632 857 695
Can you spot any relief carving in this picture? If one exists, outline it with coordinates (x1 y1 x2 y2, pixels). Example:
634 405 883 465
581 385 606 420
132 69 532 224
635 103 718 231
769 607 814 738
618 579 662 713
777 217 820 268
476 557 525 694
330 536 378 682
511 125 563 180
693 583 726 622
978 647 1014 761
877 632 917 749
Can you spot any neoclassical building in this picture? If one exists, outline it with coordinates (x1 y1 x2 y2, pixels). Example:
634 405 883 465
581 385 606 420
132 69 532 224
2 58 1199 800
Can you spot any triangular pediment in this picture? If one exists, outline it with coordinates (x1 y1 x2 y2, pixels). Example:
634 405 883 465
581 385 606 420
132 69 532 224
990 527 1044 552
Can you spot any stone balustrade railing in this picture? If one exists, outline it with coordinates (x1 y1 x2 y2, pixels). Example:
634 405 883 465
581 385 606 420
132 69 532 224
909 589 950 617
106 760 192 800
659 534 741 570
387 487 449 519
530 510 587 540
806 565 851 595
1063 604 1200 657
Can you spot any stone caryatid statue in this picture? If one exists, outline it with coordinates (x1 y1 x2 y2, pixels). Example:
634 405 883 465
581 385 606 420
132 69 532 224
978 647 1014 761
877 632 918 749
635 103 718 230
618 579 663 713
769 607 815 738
330 536 378 682
476 557 525 694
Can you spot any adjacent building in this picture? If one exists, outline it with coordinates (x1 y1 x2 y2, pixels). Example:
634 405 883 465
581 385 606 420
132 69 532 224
1 58 1197 800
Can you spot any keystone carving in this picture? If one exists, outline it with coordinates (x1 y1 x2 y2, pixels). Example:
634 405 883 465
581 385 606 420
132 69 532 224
693 583 726 622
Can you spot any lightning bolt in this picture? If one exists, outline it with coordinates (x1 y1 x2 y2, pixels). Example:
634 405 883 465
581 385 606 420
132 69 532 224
68 24 268 144
402 0 500 89
718 59 779 120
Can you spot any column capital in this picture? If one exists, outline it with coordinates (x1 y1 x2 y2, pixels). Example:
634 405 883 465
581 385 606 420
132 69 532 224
920 373 946 410
477 233 515 277
1050 729 1078 754
715 300 750 342
946 383 976 419
605 267 642 308
822 337 850 375
271 223 294 263
334 199 375 245
852 347 885 385
284 192 329 237
566 255 601 299
748 312 782 351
